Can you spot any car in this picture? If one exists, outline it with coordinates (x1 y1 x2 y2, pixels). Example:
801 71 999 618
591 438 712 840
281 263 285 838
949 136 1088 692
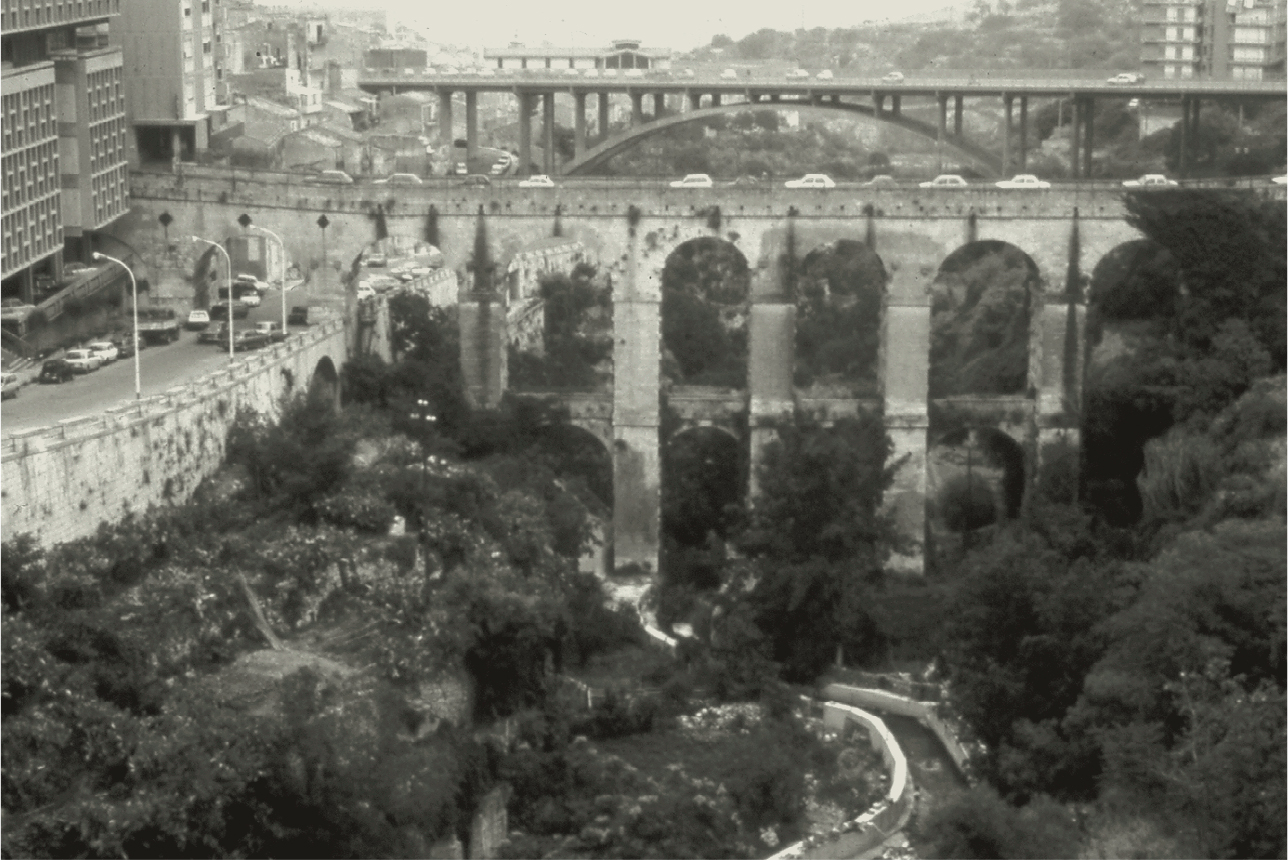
882 71 905 83
784 173 837 189
865 174 897 187
816 69 834 80
86 340 119 363
256 321 287 343
312 169 354 184
38 359 75 384
995 174 1051 189
238 291 262 308
377 173 424 185
1107 72 1145 84
461 174 491 186
233 330 270 351
2 372 21 399
1273 175 1288 185
210 301 249 320
63 349 102 373
356 284 376 300
111 335 137 359
1122 174 1178 187
288 306 310 326
364 253 388 268
786 68 810 79
919 174 969 188
720 68 738 80
200 323 231 345
1127 98 1140 109
670 173 714 189
235 273 269 293
518 174 556 188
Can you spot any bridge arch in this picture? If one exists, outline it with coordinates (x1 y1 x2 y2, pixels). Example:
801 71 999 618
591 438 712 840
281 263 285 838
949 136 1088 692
563 103 1002 176
660 236 750 388
794 239 888 394
662 424 746 553
309 356 341 409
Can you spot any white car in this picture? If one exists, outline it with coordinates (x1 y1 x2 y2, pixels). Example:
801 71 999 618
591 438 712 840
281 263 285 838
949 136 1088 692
1272 175 1288 185
786 68 810 79
920 174 969 188
670 173 714 189
187 309 210 330
816 69 834 80
518 174 556 188
64 349 102 373
1107 72 1145 84
355 283 376 300
564 67 581 76
679 68 695 78
784 173 836 189
882 71 905 83
865 174 898 187
377 173 423 185
238 291 262 308
86 340 119 363
720 68 738 80
235 274 269 293
313 169 354 184
995 174 1051 189
1122 174 1178 187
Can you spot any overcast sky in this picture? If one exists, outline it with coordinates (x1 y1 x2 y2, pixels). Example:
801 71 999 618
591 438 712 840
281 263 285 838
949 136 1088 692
277 0 962 51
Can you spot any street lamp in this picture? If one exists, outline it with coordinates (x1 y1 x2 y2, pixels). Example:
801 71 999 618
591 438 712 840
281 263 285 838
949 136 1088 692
91 252 141 400
246 223 288 337
191 236 235 362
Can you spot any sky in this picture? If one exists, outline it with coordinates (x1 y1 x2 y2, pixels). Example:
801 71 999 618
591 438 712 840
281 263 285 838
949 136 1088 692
272 0 964 52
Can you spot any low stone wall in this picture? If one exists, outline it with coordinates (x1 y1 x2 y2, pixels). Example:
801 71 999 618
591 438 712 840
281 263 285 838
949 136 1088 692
821 683 975 777
1 319 348 547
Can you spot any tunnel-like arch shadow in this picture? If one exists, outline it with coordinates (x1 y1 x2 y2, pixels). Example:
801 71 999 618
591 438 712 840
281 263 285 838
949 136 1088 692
661 237 750 389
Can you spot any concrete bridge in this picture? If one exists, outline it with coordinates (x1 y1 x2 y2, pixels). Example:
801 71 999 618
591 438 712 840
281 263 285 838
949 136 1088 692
357 70 1286 179
116 170 1286 572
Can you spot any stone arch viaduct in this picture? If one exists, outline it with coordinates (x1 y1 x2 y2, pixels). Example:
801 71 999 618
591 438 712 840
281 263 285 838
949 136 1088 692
118 172 1285 572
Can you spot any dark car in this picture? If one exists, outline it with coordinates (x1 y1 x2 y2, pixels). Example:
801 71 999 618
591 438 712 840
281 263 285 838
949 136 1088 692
210 301 249 321
287 306 310 326
460 174 491 187
38 359 75 384
199 323 231 345
233 330 270 351
112 336 138 359
729 175 764 187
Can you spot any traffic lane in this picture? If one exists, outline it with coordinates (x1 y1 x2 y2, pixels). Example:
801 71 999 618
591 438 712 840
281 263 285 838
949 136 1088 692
1 296 303 435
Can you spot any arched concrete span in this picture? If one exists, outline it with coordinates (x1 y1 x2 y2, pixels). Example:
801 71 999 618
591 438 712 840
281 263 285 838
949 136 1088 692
563 103 1002 176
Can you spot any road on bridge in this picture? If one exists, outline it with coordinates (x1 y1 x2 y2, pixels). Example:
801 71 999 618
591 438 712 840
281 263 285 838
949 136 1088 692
1 286 317 436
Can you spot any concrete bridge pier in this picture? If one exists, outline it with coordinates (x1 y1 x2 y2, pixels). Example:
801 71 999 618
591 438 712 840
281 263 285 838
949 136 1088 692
458 272 508 408
653 92 665 118
881 260 934 574
1003 94 1013 175
438 90 454 149
598 92 611 141
891 94 902 116
953 95 963 135
1069 97 1081 178
711 93 722 107
688 91 701 111
519 93 533 175
1035 291 1087 499
630 92 644 126
747 263 796 500
937 94 948 173
574 92 588 159
612 228 661 573
1081 96 1095 177
542 93 556 174
1019 96 1029 170
465 91 479 166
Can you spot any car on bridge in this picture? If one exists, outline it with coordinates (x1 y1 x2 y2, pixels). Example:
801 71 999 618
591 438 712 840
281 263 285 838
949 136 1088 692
786 68 810 79
110 335 137 359
518 174 556 188
63 349 102 373
256 321 287 343
882 71 905 83
720 69 738 80
356 283 376 300
995 174 1051 189
785 173 837 189
37 360 75 385
288 306 311 326
311 169 354 184
200 323 231 345
670 173 714 189
377 173 424 185
86 341 120 363
1122 174 1178 187
816 69 834 80
920 174 969 188
234 330 270 351
1107 72 1145 84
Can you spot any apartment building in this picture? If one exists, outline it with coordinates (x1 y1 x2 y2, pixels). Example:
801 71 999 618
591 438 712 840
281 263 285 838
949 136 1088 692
1142 0 1287 80
2 0 129 297
113 0 227 162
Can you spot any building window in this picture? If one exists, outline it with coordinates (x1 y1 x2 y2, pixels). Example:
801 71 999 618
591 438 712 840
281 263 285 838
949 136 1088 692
203 40 211 53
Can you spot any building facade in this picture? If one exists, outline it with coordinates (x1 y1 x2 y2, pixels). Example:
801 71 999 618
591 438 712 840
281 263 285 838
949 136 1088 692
485 39 671 71
1142 0 1287 80
113 0 226 162
2 0 128 297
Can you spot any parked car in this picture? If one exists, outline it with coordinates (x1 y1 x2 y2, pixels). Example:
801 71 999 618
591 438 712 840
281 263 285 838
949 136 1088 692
815 69 834 80
1122 173 1178 187
187 309 211 330
720 68 738 80
882 71 905 83
111 335 137 359
786 68 810 79
518 174 556 188
995 174 1052 189
920 174 969 188
210 301 249 321
785 173 836 189
38 359 75 384
63 349 102 373
670 173 714 189
729 175 764 186
238 291 262 308
312 169 354 184
377 173 423 185
234 330 270 351
1107 72 1145 84
1 372 21 399
356 284 376 300
865 174 898 186
461 174 491 186
86 340 119 363
200 323 230 345
1273 175 1288 185
235 273 269 293
364 253 388 268
256 321 287 343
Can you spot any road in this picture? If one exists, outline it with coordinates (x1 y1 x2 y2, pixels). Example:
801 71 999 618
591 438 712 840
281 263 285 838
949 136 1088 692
1 288 303 436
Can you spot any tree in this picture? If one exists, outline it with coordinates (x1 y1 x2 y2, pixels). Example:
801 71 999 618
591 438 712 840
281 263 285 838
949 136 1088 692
921 786 1080 859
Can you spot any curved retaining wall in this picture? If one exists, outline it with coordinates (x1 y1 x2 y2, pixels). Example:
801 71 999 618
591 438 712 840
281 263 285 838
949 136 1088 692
822 683 976 776
0 319 348 547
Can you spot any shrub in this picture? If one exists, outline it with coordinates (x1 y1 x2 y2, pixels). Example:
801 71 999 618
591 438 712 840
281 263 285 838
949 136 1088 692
939 474 998 533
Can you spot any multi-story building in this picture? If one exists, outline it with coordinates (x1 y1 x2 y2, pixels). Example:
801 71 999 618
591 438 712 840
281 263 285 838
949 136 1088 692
485 39 672 71
113 0 226 162
2 0 129 298
1142 0 1287 79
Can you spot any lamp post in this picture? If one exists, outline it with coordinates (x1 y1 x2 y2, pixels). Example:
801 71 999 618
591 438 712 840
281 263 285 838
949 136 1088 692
191 236 235 361
247 223 288 337
91 252 141 400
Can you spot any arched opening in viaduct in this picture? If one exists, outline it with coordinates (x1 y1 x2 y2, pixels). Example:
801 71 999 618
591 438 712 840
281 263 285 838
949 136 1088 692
527 422 615 574
929 240 1038 399
659 425 745 628
1080 238 1181 526
794 240 888 394
661 237 750 389
309 356 341 410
